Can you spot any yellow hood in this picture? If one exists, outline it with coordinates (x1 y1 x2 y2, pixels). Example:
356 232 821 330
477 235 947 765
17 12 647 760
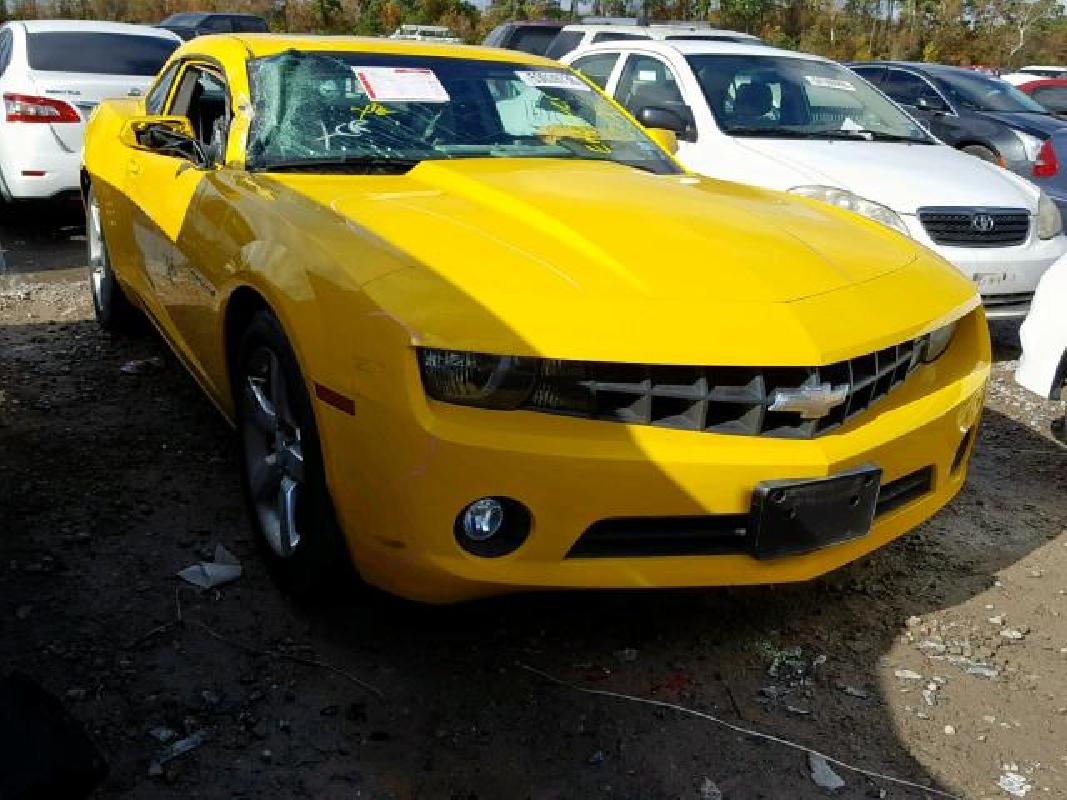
264 159 978 365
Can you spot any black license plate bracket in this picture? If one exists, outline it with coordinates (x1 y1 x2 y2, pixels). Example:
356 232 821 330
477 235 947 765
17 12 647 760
749 465 882 560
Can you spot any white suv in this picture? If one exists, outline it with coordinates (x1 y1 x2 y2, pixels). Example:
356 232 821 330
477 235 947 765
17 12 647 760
565 39 1067 320
0 20 179 201
544 22 759 61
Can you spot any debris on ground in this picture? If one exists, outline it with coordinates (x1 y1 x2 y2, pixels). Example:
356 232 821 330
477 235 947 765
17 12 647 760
177 544 242 588
997 771 1033 797
697 776 723 799
119 356 164 375
148 729 209 776
808 753 845 791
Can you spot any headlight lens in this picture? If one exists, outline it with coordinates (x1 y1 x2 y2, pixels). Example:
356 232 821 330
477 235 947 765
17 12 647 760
789 186 910 236
1016 131 1044 162
419 349 538 409
1037 191 1063 239
921 322 958 362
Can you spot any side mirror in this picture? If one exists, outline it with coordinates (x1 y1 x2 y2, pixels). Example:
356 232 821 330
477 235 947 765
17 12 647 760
915 95 947 113
120 115 207 166
636 105 697 143
645 127 679 155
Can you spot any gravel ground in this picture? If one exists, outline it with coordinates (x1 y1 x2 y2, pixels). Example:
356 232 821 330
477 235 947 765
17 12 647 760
1 203 1065 799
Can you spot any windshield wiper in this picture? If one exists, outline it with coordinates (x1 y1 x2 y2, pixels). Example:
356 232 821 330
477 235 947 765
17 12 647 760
252 156 424 174
808 129 931 143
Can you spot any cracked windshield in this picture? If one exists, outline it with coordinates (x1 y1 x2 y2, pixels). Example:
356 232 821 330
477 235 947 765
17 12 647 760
247 52 682 174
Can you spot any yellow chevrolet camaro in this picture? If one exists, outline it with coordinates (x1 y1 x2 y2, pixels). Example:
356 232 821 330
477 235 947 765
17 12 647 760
82 35 989 602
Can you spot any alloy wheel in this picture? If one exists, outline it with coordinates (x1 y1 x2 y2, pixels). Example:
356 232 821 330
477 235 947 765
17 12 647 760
87 195 105 304
242 346 305 558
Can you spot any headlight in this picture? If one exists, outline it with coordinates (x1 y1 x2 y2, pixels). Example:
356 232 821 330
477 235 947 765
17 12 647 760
921 321 958 362
1015 131 1044 162
1037 191 1063 239
419 349 538 409
789 186 910 236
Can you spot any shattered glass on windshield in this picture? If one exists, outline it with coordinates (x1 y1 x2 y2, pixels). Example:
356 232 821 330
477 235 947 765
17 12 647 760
246 51 680 174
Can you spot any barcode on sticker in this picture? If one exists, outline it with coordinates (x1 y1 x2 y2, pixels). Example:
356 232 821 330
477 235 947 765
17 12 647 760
517 70 591 91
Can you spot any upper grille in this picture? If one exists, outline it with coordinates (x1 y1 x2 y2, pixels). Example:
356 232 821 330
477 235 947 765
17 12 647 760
524 339 924 439
918 207 1029 247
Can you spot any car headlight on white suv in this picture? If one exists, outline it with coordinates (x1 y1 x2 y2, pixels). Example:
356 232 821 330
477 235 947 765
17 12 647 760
1036 191 1063 239
789 186 910 237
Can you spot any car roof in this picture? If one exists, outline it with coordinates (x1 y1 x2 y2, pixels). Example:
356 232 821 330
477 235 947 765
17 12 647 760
16 19 180 38
180 34 560 66
571 38 820 60
560 22 759 38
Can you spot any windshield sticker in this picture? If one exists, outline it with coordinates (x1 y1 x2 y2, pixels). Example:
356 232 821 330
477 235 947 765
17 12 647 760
804 75 856 92
517 70 591 91
351 67 450 103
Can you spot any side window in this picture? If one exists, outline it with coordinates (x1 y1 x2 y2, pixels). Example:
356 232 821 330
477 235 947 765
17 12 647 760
168 64 231 164
851 66 885 87
234 17 268 33
1032 86 1067 113
145 61 180 115
544 30 584 60
614 54 684 114
0 29 13 78
200 16 232 33
570 53 620 90
883 69 942 108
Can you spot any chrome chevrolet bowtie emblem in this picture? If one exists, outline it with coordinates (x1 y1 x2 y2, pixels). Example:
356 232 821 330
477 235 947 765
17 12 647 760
971 213 995 233
768 382 849 419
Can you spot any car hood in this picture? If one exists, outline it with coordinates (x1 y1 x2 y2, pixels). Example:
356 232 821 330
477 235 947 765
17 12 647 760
264 158 978 364
979 110 1067 137
723 139 1038 213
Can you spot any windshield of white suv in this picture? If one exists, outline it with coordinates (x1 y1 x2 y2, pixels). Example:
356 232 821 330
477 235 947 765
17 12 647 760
687 54 933 143
931 69 1049 113
247 51 681 174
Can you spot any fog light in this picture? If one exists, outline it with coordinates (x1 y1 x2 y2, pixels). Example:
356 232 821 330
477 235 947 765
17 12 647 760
462 498 504 541
454 496 531 558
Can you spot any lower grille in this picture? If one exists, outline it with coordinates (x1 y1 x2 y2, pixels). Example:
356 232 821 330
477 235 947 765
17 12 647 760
918 207 1029 247
526 339 923 439
982 291 1033 307
565 467 934 559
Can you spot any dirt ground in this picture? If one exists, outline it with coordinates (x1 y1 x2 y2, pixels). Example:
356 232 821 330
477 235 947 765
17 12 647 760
1 200 1065 800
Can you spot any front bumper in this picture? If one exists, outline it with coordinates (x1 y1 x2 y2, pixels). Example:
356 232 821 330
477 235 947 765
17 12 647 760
903 215 1067 320
318 312 990 603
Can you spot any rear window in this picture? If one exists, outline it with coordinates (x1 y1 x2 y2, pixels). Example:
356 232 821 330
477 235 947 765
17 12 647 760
508 26 562 55
544 30 584 59
27 32 179 76
591 31 650 44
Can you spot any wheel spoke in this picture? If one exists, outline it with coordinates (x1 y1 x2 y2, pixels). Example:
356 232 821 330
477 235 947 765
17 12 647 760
248 453 281 499
276 476 300 556
279 439 304 484
245 377 277 436
268 352 298 431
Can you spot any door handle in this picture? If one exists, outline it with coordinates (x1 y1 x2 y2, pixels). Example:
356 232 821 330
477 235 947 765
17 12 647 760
127 160 140 176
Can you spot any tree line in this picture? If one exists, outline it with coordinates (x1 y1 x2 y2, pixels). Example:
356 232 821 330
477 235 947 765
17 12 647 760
1 0 1063 68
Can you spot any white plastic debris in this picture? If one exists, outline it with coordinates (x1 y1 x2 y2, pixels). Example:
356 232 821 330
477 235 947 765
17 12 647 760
177 545 242 589
1000 629 1026 641
997 772 1032 797
148 729 209 775
967 664 1000 679
808 753 845 791
894 669 923 681
119 356 163 375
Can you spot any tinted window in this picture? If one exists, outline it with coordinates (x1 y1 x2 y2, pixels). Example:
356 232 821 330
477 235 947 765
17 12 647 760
161 13 204 24
145 61 179 114
544 30 583 59
571 52 619 89
615 54 684 110
1032 86 1067 113
591 31 650 44
508 26 562 55
882 69 943 107
933 69 1047 112
26 32 178 76
482 24 509 48
850 65 885 86
0 29 12 78
200 16 233 32
233 16 268 32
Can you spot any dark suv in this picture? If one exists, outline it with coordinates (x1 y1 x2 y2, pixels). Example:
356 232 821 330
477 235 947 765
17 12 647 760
157 13 269 40
850 61 1067 176
482 21 567 56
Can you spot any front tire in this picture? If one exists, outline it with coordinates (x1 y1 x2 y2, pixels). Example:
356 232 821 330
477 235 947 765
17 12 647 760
86 186 140 332
235 310 352 597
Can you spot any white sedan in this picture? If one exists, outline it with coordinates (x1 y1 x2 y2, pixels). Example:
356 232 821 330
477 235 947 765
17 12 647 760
564 40 1067 320
0 20 179 201
1016 254 1067 443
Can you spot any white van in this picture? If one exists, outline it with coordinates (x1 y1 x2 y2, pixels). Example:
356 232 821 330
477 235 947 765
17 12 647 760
565 39 1067 319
